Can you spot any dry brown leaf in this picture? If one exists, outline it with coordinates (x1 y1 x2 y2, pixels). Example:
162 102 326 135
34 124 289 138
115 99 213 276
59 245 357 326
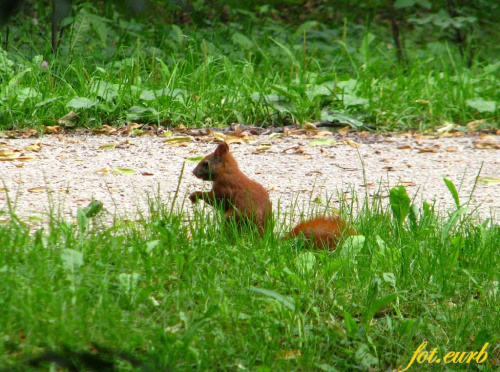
212 132 226 142
418 148 437 153
142 172 154 176
92 125 117 135
28 186 48 193
398 181 416 187
466 120 485 132
382 166 395 171
44 125 62 134
0 150 20 160
338 126 350 136
303 122 318 131
306 171 323 176
280 349 302 360
283 146 305 154
57 135 80 143
397 145 412 150
445 147 459 152
474 138 500 150
96 167 111 175
344 139 361 148
17 156 37 162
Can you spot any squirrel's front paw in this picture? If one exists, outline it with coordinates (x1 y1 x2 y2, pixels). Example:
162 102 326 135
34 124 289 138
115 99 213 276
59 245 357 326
189 192 200 203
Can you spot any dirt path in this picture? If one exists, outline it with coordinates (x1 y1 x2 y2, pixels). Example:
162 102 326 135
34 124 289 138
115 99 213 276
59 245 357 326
1 131 499 224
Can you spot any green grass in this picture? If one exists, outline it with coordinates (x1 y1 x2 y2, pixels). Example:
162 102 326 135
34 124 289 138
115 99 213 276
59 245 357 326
1 4 499 131
0 186 499 371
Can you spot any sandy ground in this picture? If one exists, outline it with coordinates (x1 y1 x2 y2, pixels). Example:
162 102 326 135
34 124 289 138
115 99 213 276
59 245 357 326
1 131 499 224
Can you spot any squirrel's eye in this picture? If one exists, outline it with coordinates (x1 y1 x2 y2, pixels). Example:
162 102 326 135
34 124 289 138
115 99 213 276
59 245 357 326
203 161 209 166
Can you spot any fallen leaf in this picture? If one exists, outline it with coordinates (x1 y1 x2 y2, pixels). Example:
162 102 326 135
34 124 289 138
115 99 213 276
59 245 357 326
163 136 192 144
445 147 459 152
44 125 62 134
58 111 78 127
306 171 323 176
474 140 500 150
477 177 500 185
303 122 318 131
113 167 136 175
397 145 412 150
92 125 117 135
28 187 48 193
382 166 394 171
309 138 336 146
17 156 37 161
466 120 485 132
280 349 302 360
142 172 154 176
96 167 111 175
0 150 20 160
418 148 437 153
398 181 416 187
338 126 350 135
25 143 41 151
344 139 361 148
254 145 271 153
99 142 116 150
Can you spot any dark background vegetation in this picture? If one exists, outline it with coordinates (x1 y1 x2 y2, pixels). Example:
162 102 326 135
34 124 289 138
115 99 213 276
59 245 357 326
1 0 499 129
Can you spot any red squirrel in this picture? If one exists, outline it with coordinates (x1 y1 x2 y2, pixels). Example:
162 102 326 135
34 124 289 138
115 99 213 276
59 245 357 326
189 142 272 235
189 143 354 248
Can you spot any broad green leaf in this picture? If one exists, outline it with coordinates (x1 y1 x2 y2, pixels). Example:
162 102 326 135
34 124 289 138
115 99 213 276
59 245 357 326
82 200 103 218
442 176 460 209
364 292 400 322
91 80 118 101
382 272 397 287
389 186 411 226
61 249 84 272
394 0 416 8
118 272 140 293
355 344 378 369
35 96 61 108
338 235 365 258
232 32 254 50
248 287 295 311
66 97 98 109
296 252 316 274
294 21 320 38
308 138 336 146
466 98 497 113
320 111 365 128
77 207 88 232
145 240 161 254
344 311 358 338
343 94 368 107
172 24 183 43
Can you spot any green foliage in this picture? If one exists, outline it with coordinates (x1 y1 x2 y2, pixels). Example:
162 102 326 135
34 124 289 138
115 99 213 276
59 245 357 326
0 192 499 370
0 1 499 129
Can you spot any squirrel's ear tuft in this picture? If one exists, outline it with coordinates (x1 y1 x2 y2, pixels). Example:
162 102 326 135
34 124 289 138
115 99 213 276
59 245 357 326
214 142 229 157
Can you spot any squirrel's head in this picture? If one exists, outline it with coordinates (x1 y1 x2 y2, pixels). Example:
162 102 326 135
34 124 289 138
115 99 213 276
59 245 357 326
192 142 230 181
